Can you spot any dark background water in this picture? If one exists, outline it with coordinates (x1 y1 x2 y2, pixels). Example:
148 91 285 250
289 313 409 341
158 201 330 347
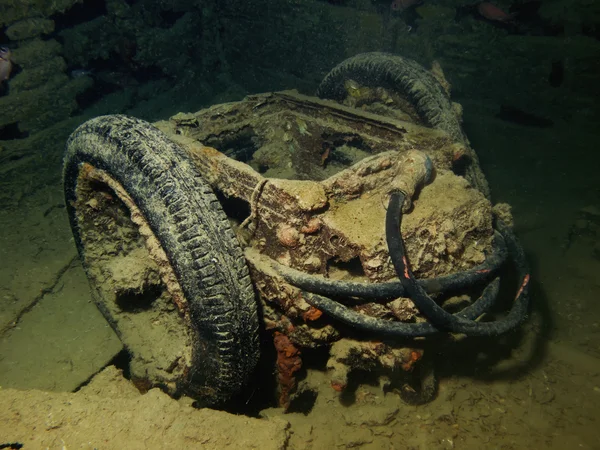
0 0 599 447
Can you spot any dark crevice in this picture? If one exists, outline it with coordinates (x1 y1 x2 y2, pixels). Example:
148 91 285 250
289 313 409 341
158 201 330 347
159 10 186 28
287 389 318 414
51 0 108 31
115 284 163 312
204 127 260 163
327 255 366 278
211 329 279 416
215 190 251 226
0 27 9 46
0 122 29 140
582 23 600 41
549 60 564 87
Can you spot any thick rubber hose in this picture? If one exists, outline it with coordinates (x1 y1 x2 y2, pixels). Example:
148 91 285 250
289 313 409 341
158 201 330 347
64 114 259 405
317 52 491 199
275 231 506 302
303 278 500 337
296 194 529 337
387 191 530 336
386 191 478 331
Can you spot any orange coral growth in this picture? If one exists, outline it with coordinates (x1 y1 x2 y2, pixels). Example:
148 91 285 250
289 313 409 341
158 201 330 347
300 218 321 234
273 332 302 410
320 143 332 166
331 381 346 392
401 350 423 371
452 148 466 162
410 350 422 361
302 306 323 322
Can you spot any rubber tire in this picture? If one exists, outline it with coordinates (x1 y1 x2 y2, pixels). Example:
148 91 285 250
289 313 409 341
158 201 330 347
64 114 259 405
317 52 466 143
317 52 490 199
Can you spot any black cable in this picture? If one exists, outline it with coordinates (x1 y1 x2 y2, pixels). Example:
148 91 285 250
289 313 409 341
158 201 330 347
300 215 528 337
387 191 475 330
387 191 530 336
286 194 530 337
273 189 529 337
274 231 507 303
302 276 501 337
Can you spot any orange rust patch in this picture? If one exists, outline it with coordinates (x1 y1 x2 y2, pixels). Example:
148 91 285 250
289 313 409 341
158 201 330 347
273 332 302 410
302 306 323 322
401 350 423 371
331 381 346 392
300 218 322 234
452 148 466 162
